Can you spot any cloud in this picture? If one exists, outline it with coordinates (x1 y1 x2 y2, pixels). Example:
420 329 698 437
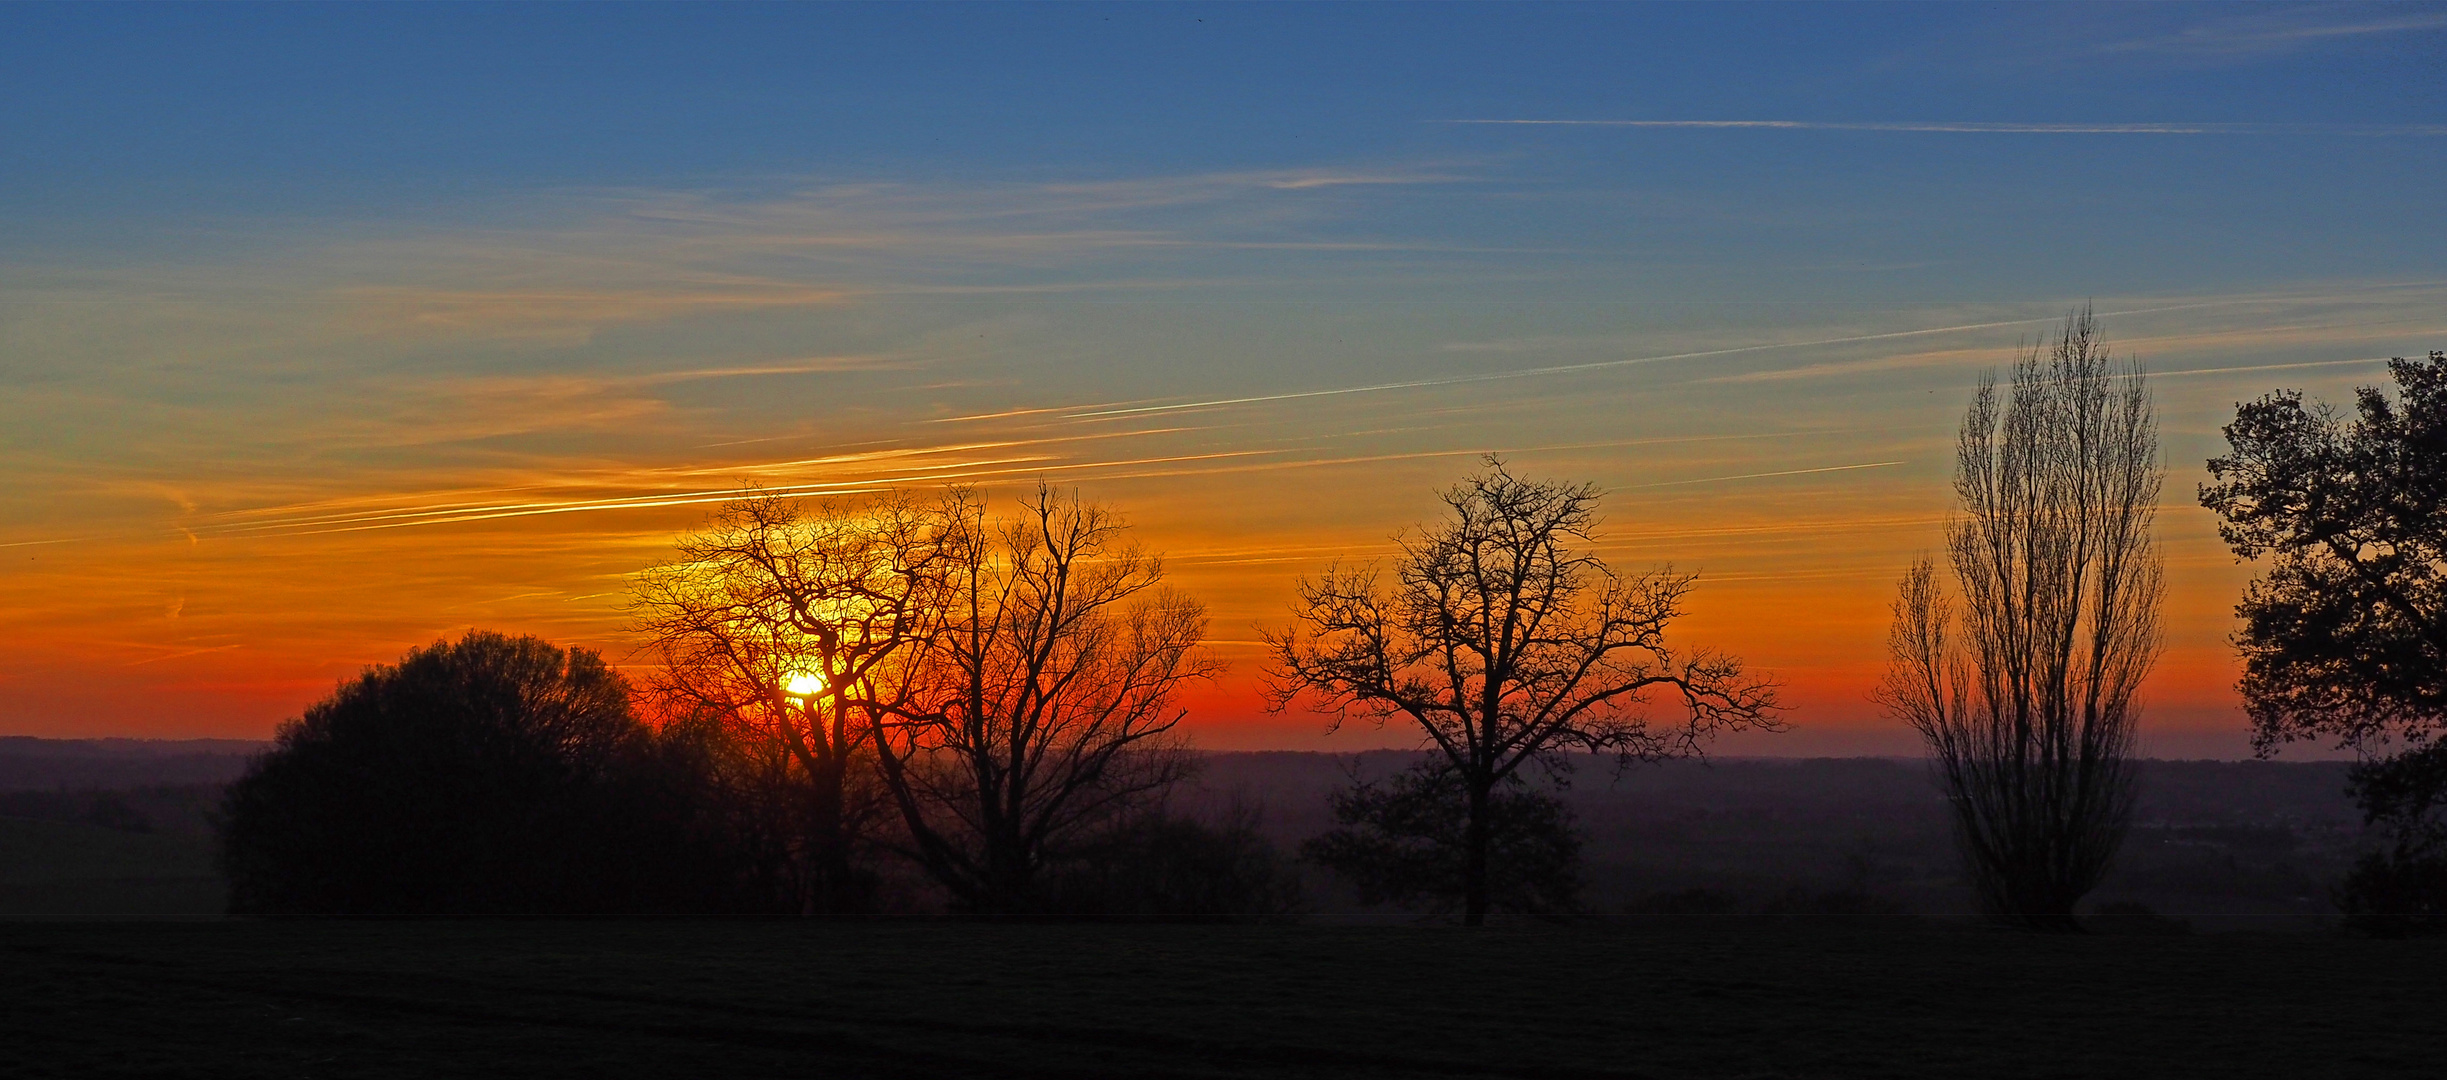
298 166 1480 343
2099 9 2447 57
335 283 857 343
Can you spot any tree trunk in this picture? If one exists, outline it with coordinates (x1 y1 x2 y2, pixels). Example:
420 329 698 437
1463 777 1492 926
983 824 1033 914
807 755 854 913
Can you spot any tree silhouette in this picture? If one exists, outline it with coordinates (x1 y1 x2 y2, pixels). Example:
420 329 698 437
1268 457 1781 925
2200 350 2447 927
1301 761 1582 915
1878 310 2162 931
219 631 735 913
631 488 963 912
1043 801 1305 917
865 486 1217 912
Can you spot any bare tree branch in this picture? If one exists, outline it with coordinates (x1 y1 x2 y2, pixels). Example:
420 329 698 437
1267 456 1783 923
862 484 1218 913
1878 309 2161 930
630 486 964 912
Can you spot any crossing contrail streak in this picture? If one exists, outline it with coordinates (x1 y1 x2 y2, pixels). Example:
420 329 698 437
1062 298 2256 420
1628 460 1903 489
191 451 1283 538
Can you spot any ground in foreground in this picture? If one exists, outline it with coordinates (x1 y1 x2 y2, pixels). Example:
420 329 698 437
2 919 2435 1079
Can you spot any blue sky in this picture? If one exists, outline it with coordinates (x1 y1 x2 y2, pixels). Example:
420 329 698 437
7 4 2441 249
2 3 2442 752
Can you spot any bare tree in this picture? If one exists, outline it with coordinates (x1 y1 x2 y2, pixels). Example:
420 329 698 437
1267 457 1783 925
1877 309 2163 930
863 486 1217 913
631 488 961 912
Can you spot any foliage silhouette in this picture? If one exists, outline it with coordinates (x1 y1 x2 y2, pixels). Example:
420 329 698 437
219 631 751 914
1041 801 1304 917
1878 310 2163 931
2200 351 2447 928
2335 741 2447 934
2200 351 2447 754
1269 457 1779 924
1301 761 1583 915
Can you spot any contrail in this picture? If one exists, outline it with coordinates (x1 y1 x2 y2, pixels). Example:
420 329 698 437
121 644 245 667
196 450 1281 538
2148 355 2399 380
1629 461 1904 489
1063 298 2256 420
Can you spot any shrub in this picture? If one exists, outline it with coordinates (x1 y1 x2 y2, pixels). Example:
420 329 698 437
2337 848 2447 937
1302 763 1583 915
1043 803 1303 917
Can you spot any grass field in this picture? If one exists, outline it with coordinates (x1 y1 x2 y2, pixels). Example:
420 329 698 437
0 817 225 916
3 919 2438 1079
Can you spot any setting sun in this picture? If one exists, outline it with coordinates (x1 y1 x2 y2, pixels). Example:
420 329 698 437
783 671 826 698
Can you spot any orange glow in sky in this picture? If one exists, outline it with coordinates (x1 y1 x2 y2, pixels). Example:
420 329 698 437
5 219 2438 759
5 7 2443 757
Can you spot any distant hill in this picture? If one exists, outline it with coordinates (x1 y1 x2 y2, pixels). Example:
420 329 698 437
0 737 267 791
0 738 260 914
0 740 2381 917
1179 751 2371 917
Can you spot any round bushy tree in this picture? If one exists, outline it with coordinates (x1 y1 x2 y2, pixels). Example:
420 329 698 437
220 631 734 913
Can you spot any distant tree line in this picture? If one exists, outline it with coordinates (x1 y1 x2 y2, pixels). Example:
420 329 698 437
222 488 1298 915
219 321 2444 930
220 467 1769 917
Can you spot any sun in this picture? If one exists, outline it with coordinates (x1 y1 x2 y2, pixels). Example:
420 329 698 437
783 670 826 697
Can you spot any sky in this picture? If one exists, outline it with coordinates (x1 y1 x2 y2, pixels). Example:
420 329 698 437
3 2 2443 756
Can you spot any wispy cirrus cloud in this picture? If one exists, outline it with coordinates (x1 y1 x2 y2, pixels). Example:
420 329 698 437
2099 8 2447 58
335 282 858 342
304 166 1483 342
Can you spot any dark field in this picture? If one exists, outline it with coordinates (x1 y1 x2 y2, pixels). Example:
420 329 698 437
6 741 2425 1078
4 918 2440 1079
0 743 2380 918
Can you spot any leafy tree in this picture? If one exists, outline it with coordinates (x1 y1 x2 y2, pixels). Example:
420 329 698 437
1879 311 2163 930
220 631 740 913
2201 350 2447 927
1269 457 1779 924
2199 351 2446 753
2336 740 2447 933
1301 761 1582 915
